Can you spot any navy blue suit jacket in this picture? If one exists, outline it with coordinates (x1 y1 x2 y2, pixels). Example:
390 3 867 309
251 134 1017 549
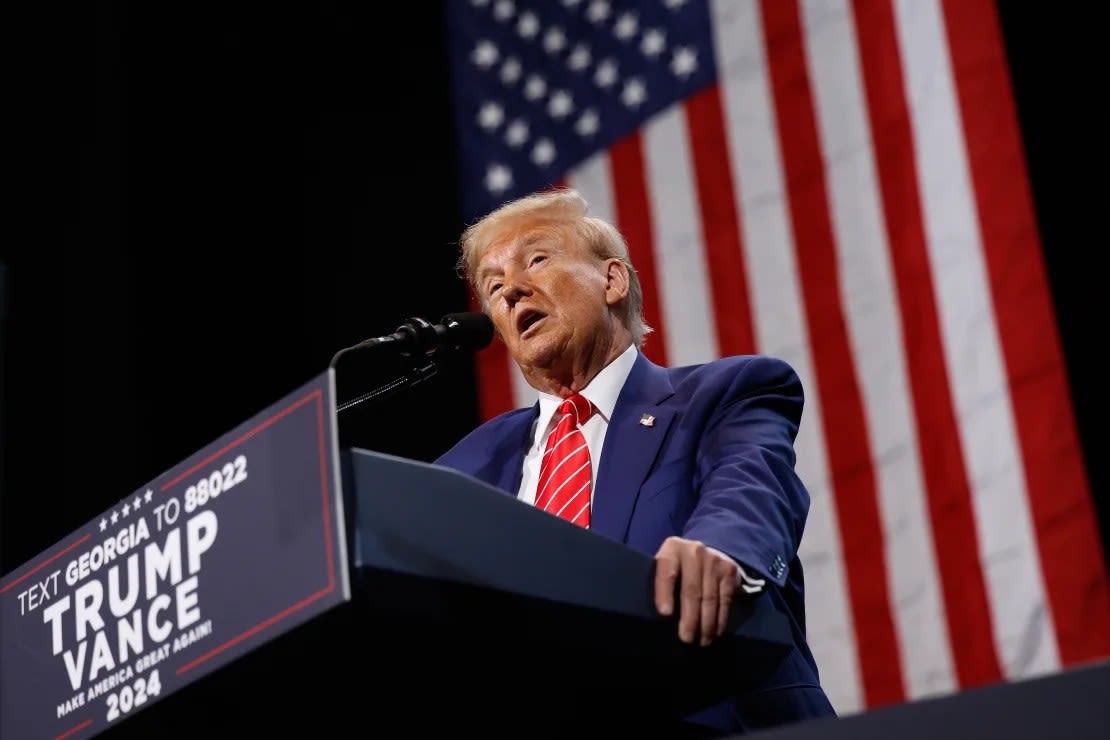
435 350 835 734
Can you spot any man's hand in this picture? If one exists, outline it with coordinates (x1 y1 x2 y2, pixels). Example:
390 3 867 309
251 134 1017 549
654 536 740 646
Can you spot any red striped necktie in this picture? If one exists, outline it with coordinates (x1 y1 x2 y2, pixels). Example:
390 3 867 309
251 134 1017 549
534 394 595 528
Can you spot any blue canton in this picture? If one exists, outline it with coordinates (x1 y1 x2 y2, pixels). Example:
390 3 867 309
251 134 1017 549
447 0 718 221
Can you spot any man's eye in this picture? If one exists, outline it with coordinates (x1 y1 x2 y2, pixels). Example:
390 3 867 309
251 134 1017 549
488 282 502 296
529 255 546 267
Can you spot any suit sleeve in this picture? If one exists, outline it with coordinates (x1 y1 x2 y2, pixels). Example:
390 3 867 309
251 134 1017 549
681 356 810 588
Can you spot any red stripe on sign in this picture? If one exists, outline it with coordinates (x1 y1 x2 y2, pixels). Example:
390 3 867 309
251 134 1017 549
941 0 1110 664
609 133 670 368
761 0 906 706
685 85 758 357
852 0 1004 690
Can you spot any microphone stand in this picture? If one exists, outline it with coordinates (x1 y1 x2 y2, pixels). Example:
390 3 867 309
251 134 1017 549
334 358 438 415
329 334 439 415
328 313 492 415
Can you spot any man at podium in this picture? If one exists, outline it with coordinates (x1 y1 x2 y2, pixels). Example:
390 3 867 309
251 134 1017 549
435 187 837 736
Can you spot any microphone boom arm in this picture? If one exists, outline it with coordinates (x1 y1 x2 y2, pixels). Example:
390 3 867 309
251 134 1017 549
334 358 439 414
327 311 493 413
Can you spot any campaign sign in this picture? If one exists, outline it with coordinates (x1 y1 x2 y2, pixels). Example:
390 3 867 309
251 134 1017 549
0 370 350 739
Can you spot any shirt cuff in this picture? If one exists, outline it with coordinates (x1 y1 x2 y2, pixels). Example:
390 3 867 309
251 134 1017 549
706 546 767 594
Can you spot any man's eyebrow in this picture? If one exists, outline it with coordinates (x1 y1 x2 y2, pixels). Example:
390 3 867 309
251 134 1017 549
475 263 500 283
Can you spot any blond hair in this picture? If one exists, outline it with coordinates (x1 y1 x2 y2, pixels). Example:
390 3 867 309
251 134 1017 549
457 187 653 347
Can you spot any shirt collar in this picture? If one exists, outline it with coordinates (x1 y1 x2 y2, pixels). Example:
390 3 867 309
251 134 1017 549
533 344 639 444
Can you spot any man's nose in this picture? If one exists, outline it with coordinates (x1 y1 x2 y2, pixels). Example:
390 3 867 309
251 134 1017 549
501 268 531 303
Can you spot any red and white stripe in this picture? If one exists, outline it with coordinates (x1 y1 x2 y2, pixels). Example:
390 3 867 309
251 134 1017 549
535 403 593 528
471 0 1110 715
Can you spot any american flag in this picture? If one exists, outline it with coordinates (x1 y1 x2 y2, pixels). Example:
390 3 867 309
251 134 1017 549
445 0 1110 715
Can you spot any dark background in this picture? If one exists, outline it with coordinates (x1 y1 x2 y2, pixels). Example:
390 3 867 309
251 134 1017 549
1 0 1107 734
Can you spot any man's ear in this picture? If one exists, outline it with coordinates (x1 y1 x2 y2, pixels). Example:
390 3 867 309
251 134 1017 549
604 259 630 306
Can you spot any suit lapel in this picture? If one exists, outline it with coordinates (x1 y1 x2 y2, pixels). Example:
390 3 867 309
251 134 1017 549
483 406 538 495
591 353 675 542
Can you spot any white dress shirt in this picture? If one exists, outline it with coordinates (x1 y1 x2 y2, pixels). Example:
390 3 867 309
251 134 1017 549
517 343 639 506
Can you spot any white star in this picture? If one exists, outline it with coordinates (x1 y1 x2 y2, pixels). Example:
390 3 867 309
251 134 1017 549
99 517 108 532
567 43 591 71
133 495 142 509
523 74 547 101
547 90 574 118
517 11 540 38
111 510 120 525
575 109 600 137
145 489 153 503
614 12 638 40
500 57 522 84
586 0 610 24
122 503 131 517
543 27 567 54
594 58 618 88
471 0 491 6
493 0 515 22
471 40 499 69
670 46 698 78
478 101 505 130
641 28 666 58
621 77 647 108
485 163 513 194
664 0 688 9
505 119 530 147
531 138 557 166
562 0 582 7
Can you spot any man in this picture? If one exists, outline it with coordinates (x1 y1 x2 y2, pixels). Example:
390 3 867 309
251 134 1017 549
435 187 836 735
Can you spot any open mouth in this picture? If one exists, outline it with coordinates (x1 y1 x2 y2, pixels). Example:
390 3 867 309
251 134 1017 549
517 309 545 336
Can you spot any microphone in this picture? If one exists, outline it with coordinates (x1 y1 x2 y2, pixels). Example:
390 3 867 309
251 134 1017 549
363 312 495 356
330 312 494 368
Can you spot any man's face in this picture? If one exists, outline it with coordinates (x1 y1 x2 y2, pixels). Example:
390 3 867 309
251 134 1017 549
475 220 619 380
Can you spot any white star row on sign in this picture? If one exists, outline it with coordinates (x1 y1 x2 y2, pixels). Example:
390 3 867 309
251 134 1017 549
98 488 155 532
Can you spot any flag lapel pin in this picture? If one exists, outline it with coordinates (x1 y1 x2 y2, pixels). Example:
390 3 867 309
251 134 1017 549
639 413 655 428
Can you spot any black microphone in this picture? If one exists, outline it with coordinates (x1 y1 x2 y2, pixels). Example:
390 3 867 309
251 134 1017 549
366 312 495 356
330 312 494 368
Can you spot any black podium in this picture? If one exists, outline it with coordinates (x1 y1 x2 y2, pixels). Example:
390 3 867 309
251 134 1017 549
0 370 795 739
93 448 793 738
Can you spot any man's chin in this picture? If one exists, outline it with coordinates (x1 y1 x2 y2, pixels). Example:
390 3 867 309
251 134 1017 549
512 341 561 374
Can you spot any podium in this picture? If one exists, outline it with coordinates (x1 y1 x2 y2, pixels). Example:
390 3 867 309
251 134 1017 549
0 370 793 739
